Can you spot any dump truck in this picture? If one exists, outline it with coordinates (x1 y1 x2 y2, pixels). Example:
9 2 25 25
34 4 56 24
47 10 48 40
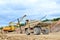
24 20 51 35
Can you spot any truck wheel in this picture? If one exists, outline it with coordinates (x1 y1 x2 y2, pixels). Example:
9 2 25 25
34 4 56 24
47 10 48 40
34 27 41 35
25 28 30 35
42 28 49 34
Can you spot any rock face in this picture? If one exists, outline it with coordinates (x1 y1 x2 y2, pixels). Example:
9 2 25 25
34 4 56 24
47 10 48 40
51 20 60 32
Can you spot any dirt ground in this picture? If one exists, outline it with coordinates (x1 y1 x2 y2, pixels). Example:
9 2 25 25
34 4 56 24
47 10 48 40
0 32 60 40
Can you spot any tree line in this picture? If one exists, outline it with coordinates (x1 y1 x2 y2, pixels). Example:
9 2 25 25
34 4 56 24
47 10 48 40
43 17 60 22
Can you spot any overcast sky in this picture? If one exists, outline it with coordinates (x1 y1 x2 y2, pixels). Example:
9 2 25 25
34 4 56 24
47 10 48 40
0 0 60 26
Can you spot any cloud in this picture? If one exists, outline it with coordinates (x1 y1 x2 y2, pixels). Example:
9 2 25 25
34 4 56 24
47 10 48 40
0 0 60 26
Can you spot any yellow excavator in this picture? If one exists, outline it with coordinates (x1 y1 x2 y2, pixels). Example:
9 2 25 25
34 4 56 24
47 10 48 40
2 22 15 32
2 15 26 33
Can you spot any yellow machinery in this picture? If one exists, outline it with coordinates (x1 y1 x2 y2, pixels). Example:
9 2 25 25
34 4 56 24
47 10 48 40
2 15 26 32
2 22 15 32
24 20 51 35
3 26 15 31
